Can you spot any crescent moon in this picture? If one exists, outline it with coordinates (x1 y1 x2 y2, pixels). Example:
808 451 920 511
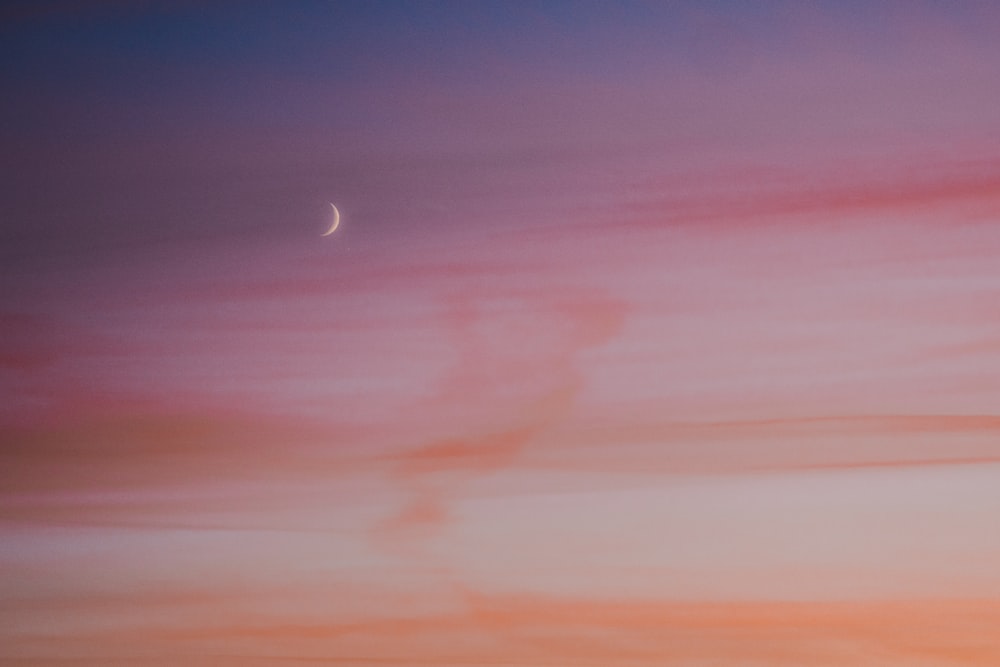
321 203 340 236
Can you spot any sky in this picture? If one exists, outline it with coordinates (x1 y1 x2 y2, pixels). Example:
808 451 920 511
3 1 1000 664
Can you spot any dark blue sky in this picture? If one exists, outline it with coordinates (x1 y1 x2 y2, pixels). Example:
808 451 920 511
4 0 1000 268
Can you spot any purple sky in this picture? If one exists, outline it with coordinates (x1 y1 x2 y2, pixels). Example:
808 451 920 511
4 2 1000 665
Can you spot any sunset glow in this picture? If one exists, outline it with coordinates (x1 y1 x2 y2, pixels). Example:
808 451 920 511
3 2 1000 664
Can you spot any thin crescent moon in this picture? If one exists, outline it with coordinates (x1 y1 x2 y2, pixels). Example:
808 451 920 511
321 203 340 236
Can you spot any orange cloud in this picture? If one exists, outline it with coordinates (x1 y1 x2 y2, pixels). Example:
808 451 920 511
33 593 999 666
